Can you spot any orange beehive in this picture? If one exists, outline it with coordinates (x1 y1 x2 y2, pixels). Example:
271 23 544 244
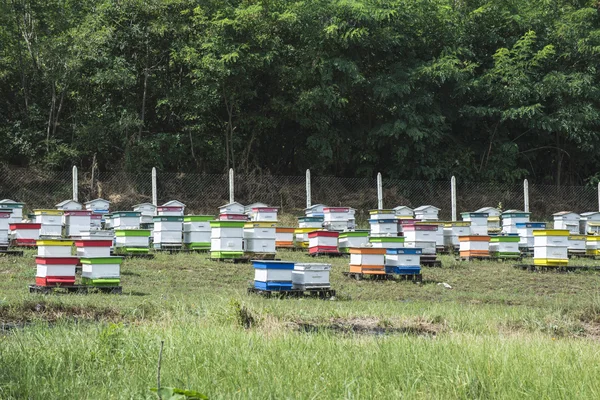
275 227 295 248
458 235 490 258
349 247 386 274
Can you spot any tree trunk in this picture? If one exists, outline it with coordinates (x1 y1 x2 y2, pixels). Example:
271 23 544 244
46 82 56 153
556 132 562 187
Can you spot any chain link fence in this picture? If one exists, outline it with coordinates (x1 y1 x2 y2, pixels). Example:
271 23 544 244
0 165 598 221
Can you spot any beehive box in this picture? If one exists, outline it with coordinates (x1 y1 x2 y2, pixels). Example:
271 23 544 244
459 235 490 258
219 202 245 215
369 219 398 237
35 256 79 286
369 209 396 220
33 209 63 237
10 222 41 246
133 203 157 224
461 212 489 236
292 263 331 289
369 236 405 249
218 213 248 221
338 231 369 253
349 247 386 274
253 260 295 291
502 210 530 234
415 222 445 248
112 212 141 230
183 215 213 250
56 200 82 211
580 212 600 235
249 207 279 222
0 210 10 246
443 222 471 248
114 229 151 254
385 248 422 274
75 239 112 257
0 200 25 223
84 198 110 213
402 223 437 243
275 227 295 248
210 220 245 258
414 205 440 221
308 231 339 254
568 234 587 255
153 216 183 248
323 207 355 231
475 207 501 233
489 236 520 258
90 213 103 230
533 230 569 266
244 221 276 254
64 210 93 237
516 222 547 249
80 256 123 286
298 216 324 229
393 206 414 219
304 204 327 218
36 239 73 257
553 212 581 234
586 236 600 256
157 206 184 217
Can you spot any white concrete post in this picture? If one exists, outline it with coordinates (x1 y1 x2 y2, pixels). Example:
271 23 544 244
451 176 457 221
152 167 157 206
306 169 311 209
524 179 530 212
597 182 600 212
377 172 383 209
229 168 235 203
72 166 78 202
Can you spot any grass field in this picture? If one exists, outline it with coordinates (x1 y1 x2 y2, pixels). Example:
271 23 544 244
2 250 600 399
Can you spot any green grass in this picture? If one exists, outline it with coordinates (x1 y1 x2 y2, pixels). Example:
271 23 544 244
2 250 600 399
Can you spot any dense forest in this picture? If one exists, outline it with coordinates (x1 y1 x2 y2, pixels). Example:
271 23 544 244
1 0 600 184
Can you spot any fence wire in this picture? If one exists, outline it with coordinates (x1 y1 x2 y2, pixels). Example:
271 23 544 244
0 166 598 221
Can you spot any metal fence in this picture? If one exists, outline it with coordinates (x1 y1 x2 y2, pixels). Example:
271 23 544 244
0 165 598 221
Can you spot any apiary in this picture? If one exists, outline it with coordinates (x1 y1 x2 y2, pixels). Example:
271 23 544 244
369 219 398 237
459 235 491 258
64 210 92 237
349 247 386 274
553 212 581 234
369 236 405 249
114 229 151 254
308 231 339 254
414 205 440 221
461 212 489 236
338 231 369 253
502 210 530 234
385 248 421 274
294 227 318 248
33 209 63 237
0 200 25 223
133 203 157 224
393 206 414 219
298 216 323 229
10 222 41 246
586 236 600 256
253 260 295 291
75 239 112 257
80 256 123 286
210 220 245 259
249 207 278 222
516 222 546 250
112 212 141 230
489 236 520 258
36 239 73 257
533 230 569 266
292 263 331 289
443 222 471 248
275 227 295 248
568 234 587 256
35 256 79 286
244 221 277 254
153 216 183 249
183 215 213 250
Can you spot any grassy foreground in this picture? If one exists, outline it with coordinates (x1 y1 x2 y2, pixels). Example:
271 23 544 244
2 250 600 399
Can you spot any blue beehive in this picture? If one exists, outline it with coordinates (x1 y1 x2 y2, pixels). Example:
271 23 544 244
385 248 421 275
253 260 295 291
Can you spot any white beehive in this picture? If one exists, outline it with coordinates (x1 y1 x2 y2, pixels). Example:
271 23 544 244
304 204 327 217
568 234 587 255
414 205 440 221
64 210 92 237
36 239 73 257
369 219 398 237
533 230 569 266
210 220 245 257
502 210 530 234
292 263 331 289
112 212 141 230
516 222 546 249
308 231 339 254
461 212 489 236
84 198 110 213
153 216 183 248
183 216 213 250
338 231 369 253
219 202 245 215
33 210 63 237
249 207 279 222
157 206 184 217
56 200 82 211
553 211 581 234
244 202 268 214
133 203 157 224
298 216 323 229
323 207 355 231
10 222 41 246
0 210 10 246
443 222 471 248
75 239 112 257
393 206 414 219
580 212 600 235
244 221 276 254
475 207 501 233
163 200 186 208
0 200 25 223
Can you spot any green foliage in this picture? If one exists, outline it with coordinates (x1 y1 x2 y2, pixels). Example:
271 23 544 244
150 387 208 400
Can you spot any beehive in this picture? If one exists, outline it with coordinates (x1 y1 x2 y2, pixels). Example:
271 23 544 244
369 236 405 249
475 207 501 233
397 219 420 235
294 228 318 248
298 216 323 229
112 212 141 230
533 230 569 266
402 224 438 254
489 236 520 258
56 200 82 211
0 210 10 248
323 207 355 231
9 222 41 246
292 263 331 289
308 231 339 254
249 207 278 222
338 231 369 253
586 236 600 256
385 248 422 275
210 220 245 258
36 239 73 257
568 234 587 256
114 229 151 254
153 216 183 249
244 221 277 254
218 213 248 222
502 210 530 234
553 212 581 234
349 247 386 274
459 235 491 258
516 222 546 250
369 219 398 237
0 200 25 223
75 239 112 257
218 202 245 215
393 206 414 219
35 256 79 286
253 260 295 291
80 257 123 286
64 210 92 237
415 221 445 250
275 227 295 248
414 205 440 221
369 209 396 220
133 203 157 224
461 212 489 236
84 198 110 214
244 202 268 214
443 222 471 248
183 215 213 250
157 206 184 217
580 212 600 235
33 209 63 237
304 204 327 218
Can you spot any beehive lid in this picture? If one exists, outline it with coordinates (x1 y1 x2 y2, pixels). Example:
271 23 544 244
552 211 580 218
84 198 110 206
80 257 124 265
114 229 151 237
294 228 320 233
349 247 387 254
252 260 294 269
153 216 183 222
35 257 79 265
581 212 600 218
489 236 520 242
33 209 64 216
515 222 546 228
252 207 279 212
0 199 24 207
56 199 83 209
183 215 214 222
10 223 41 229
37 239 74 246
475 207 500 215
461 212 489 218
569 235 587 241
393 206 413 212
64 210 93 216
443 222 471 227
209 220 245 228
113 211 142 217
502 210 530 216
298 216 324 222
532 230 570 236
308 231 338 238
387 248 422 255
368 219 398 224
162 200 186 208
458 236 491 241
414 205 440 212
275 227 295 233
369 237 405 243
294 263 331 271
369 209 395 214
339 231 369 238
244 221 277 228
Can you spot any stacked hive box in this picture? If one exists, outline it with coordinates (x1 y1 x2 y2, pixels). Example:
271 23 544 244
64 210 92 237
304 204 327 218
489 236 520 259
245 203 268 215
385 248 422 275
294 228 316 248
114 229 151 254
10 222 41 247
275 228 295 249
502 210 530 234
568 234 587 256
296 216 323 248
249 207 278 222
308 231 339 254
459 235 490 259
56 200 82 211
402 224 437 259
153 216 183 249
218 202 246 220
414 205 440 221
183 216 213 250
369 236 405 249
75 239 122 287
244 221 277 255
461 212 489 236
443 222 471 250
323 207 355 231
210 220 245 259
298 216 324 229
85 199 110 229
369 210 397 237
0 210 10 249
253 260 295 291
75 239 113 257
586 236 600 256
349 247 386 275
292 263 331 290
398 219 420 235
133 203 157 226
581 212 600 235
533 230 569 266
553 212 581 234
393 206 414 219
475 207 501 234
339 231 369 253
416 221 445 252
33 210 63 237
0 200 24 223
112 212 141 230
35 239 77 286
516 222 546 251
